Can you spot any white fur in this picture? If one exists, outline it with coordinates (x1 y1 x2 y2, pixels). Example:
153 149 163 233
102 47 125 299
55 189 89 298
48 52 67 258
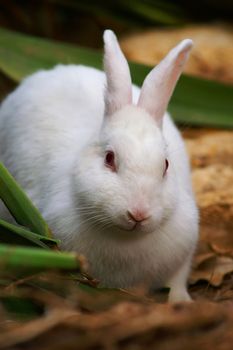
0 31 198 301
138 39 193 124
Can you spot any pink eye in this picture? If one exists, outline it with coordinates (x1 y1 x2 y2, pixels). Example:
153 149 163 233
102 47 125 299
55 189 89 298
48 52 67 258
104 151 116 172
163 158 169 177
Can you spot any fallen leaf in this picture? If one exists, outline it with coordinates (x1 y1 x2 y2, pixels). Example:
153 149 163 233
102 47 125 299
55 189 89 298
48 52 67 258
190 256 233 286
200 224 233 257
184 130 233 259
1 301 233 350
192 241 216 268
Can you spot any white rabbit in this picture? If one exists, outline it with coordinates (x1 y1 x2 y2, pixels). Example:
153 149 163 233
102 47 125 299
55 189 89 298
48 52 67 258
0 30 198 302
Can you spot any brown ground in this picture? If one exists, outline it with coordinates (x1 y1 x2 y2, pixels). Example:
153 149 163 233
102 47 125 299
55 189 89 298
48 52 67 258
185 128 233 290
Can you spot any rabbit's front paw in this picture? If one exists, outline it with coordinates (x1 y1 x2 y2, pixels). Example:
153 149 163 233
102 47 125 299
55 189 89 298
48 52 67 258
168 288 192 303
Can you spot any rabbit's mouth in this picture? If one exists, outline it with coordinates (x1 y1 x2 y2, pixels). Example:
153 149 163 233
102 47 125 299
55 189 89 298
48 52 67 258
116 219 155 235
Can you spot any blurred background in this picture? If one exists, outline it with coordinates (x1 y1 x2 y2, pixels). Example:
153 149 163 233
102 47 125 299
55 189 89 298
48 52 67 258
0 1 232 46
0 0 232 83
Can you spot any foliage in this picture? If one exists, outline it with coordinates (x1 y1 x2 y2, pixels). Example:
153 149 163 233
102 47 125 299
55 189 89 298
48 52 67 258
0 162 51 237
0 161 86 279
0 27 232 128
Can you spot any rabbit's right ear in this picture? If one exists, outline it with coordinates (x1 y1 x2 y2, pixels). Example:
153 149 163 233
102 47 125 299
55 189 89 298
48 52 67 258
138 39 193 127
103 30 132 116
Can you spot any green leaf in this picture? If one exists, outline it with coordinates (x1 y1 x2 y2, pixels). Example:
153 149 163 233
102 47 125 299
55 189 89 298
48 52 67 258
0 26 102 81
56 0 186 26
0 162 51 237
0 244 86 273
0 27 232 128
1 295 44 320
128 63 233 128
121 0 185 25
0 219 59 249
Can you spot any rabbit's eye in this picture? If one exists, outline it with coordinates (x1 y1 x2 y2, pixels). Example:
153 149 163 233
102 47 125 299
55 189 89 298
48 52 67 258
105 151 116 172
163 158 169 177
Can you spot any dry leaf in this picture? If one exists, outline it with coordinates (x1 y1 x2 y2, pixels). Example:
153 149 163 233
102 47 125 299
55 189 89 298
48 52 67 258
192 241 216 268
190 256 233 286
184 129 233 259
1 301 233 350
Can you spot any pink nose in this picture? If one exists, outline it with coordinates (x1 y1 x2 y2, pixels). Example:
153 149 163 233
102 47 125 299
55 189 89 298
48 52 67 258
127 209 150 223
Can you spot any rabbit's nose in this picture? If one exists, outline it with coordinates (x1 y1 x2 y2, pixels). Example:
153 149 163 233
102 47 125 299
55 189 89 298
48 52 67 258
127 209 150 223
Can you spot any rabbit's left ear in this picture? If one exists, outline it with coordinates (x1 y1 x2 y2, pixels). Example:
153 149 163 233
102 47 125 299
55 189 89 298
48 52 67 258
138 39 193 127
103 30 132 116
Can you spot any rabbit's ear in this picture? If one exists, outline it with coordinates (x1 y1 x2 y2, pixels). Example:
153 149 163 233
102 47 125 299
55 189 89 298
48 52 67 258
138 39 193 127
103 30 132 116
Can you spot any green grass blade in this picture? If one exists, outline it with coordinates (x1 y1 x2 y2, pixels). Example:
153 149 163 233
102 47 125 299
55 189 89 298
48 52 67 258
122 0 185 25
57 0 185 26
0 219 59 249
0 27 232 128
0 26 102 81
0 162 51 237
0 244 86 273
